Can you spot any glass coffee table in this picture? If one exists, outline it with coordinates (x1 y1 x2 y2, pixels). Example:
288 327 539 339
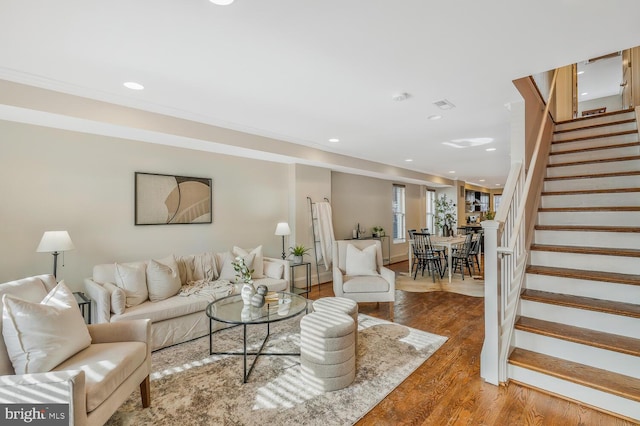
206 291 308 383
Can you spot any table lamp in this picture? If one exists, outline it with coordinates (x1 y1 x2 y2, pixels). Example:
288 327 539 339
37 231 75 278
274 222 291 260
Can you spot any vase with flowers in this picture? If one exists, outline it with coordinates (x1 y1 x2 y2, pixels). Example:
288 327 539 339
232 256 255 305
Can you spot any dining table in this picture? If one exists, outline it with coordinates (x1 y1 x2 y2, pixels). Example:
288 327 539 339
409 235 467 283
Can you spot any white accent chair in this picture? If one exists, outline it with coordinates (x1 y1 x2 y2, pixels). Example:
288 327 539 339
0 275 151 426
332 240 395 320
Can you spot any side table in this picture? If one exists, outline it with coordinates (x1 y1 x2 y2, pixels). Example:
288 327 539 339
73 291 92 324
289 261 311 297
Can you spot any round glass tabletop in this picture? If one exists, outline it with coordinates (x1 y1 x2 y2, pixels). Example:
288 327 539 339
206 291 307 325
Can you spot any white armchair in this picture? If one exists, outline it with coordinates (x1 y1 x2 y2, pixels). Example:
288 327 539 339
332 240 395 320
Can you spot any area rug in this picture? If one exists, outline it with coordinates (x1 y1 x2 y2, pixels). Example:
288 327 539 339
106 314 446 426
396 272 484 297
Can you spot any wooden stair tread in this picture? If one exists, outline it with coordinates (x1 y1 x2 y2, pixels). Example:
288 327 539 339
515 317 640 357
538 206 640 212
541 188 640 196
530 244 640 258
521 289 640 318
550 141 640 156
552 130 638 144
544 170 640 181
554 118 637 134
535 225 640 233
555 108 635 125
509 348 640 402
547 155 640 168
526 265 640 286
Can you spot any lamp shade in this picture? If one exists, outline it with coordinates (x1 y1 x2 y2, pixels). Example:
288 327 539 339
274 222 291 236
36 231 75 253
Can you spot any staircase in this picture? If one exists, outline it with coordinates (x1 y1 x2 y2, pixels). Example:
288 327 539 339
507 108 640 421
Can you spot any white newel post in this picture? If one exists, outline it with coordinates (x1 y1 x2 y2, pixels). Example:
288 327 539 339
480 220 500 385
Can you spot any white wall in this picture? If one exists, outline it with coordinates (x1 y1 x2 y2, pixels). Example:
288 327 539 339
578 95 622 115
0 120 289 290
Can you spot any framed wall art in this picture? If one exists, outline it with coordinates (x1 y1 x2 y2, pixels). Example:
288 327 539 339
135 172 212 225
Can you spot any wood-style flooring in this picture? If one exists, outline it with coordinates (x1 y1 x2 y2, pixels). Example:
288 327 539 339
308 260 636 425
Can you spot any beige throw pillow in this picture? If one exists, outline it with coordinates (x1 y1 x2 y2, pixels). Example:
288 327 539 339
233 246 264 278
147 255 182 302
103 282 126 314
345 244 379 276
114 262 148 307
217 251 255 282
1 281 92 374
264 261 284 279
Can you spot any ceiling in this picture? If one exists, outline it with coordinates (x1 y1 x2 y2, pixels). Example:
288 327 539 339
1 0 640 188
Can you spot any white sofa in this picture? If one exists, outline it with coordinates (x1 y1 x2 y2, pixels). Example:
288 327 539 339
0 275 151 426
85 251 290 351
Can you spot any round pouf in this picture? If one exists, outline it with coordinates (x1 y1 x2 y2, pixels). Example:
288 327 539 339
300 311 356 392
312 297 359 346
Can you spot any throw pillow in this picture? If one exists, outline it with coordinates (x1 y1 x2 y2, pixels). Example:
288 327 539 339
264 261 284 279
146 255 182 302
217 251 255 282
1 281 92 374
345 244 379 276
103 282 126 315
114 262 148 307
233 246 265 278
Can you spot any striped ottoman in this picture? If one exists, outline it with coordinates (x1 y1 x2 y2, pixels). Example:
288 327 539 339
300 311 356 392
312 297 359 346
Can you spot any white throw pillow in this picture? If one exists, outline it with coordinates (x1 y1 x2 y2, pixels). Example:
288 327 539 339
103 282 126 315
264 261 284 279
1 281 92 374
114 262 148 307
147 255 182 302
217 251 255 282
345 244 379 276
233 246 264 278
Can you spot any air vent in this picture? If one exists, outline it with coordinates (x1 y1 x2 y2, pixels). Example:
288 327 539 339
586 51 621 64
433 99 455 110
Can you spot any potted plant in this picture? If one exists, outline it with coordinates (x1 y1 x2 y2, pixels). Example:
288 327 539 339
232 256 255 305
434 194 456 236
484 210 495 220
372 226 385 237
289 244 310 264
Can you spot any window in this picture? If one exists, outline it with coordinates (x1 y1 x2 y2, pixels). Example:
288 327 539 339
425 189 435 234
392 185 406 242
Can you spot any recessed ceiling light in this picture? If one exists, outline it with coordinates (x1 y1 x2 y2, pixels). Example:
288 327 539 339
428 115 442 120
581 92 588 96
479 179 485 182
485 148 496 152
577 71 585 75
209 0 234 5
448 170 456 174
328 138 340 143
405 159 413 162
123 81 144 90
495 183 501 186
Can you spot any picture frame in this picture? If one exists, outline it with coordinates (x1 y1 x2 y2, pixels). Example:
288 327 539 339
135 172 212 225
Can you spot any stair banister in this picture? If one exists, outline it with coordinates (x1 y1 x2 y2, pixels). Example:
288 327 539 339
481 69 558 385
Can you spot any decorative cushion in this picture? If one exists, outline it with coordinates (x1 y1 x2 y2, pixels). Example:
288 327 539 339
345 244 379 276
114 262 148 307
233 246 264 278
218 251 255 282
1 281 92 374
147 255 182 302
264 261 284 279
103 282 126 315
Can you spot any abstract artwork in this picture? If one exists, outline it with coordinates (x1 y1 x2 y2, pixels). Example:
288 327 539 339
135 172 212 225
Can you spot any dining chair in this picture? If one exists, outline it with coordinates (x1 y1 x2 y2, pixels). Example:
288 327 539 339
468 231 483 274
412 232 444 282
451 233 474 280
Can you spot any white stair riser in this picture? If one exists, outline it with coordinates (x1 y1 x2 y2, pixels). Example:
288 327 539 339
555 112 637 131
526 273 640 303
520 300 640 339
534 229 640 249
540 192 639 208
544 175 640 191
538 210 638 227
508 365 640 421
551 134 639 153
530 250 640 275
553 122 638 142
547 159 640 177
514 330 640 378
549 145 640 164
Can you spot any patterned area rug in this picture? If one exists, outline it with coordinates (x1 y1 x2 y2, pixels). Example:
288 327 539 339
106 314 447 425
396 272 484 297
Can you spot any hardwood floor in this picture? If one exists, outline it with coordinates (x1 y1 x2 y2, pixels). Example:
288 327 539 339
309 261 636 425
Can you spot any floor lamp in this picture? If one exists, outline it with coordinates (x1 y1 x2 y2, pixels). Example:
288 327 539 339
37 231 75 279
274 222 291 260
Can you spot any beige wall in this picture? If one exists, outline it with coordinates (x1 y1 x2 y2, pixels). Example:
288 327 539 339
0 120 289 289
